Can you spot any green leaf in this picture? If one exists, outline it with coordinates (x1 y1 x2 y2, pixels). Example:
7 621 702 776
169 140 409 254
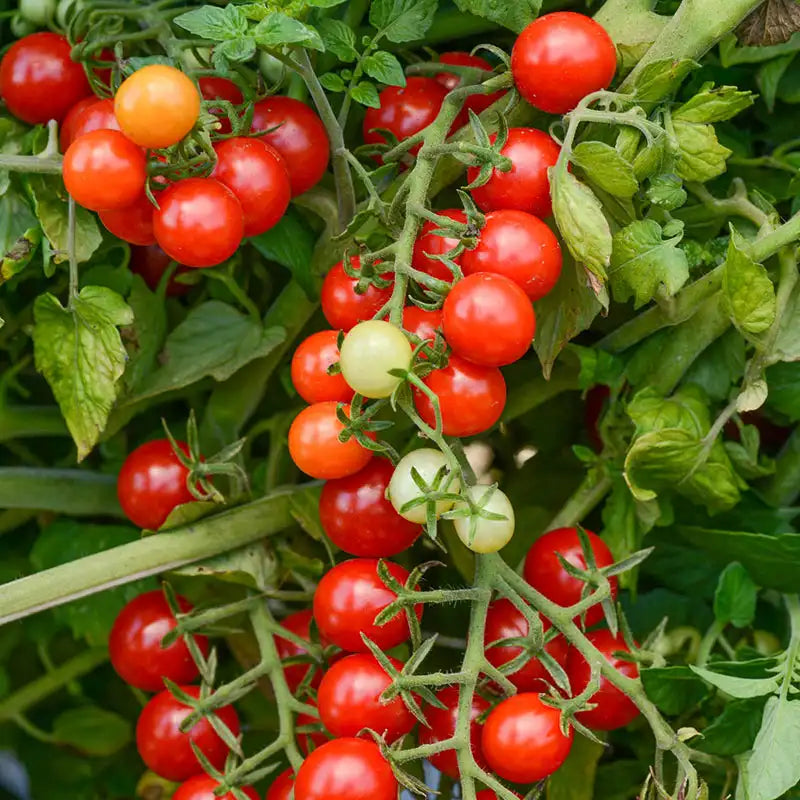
722 228 776 336
52 707 132 757
173 5 248 40
213 37 256 66
766 361 800 419
319 72 347 92
646 173 687 210
307 0 348 6
758 54 795 111
684 328 746 402
674 85 756 123
369 0 438 43
33 286 133 461
771 281 800 361
673 119 732 182
318 18 358 61
546 733 603 800
641 666 709 715
571 141 638 199
696 697 766 756
451 0 540 33
363 50 406 87
690 666 779 699
253 12 323 51
609 220 689 308
123 275 168 393
632 58 699 102
713 562 758 628
746 697 800 800
349 81 381 108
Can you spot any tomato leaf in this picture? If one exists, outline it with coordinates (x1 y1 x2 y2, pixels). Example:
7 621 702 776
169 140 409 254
746 696 800 800
451 0 540 33
766 361 800 419
632 58 699 102
691 666 779 698
123 275 168 394
641 666 709 715
771 280 800 361
363 51 406 87
647 173 687 210
253 12 323 51
571 141 638 199
673 119 732 183
546 733 603 800
0 186 40 282
52 707 132 757
318 18 358 61
173 5 248 40
349 81 381 108
369 0 438 43
713 562 758 628
695 697 766 756
674 84 755 123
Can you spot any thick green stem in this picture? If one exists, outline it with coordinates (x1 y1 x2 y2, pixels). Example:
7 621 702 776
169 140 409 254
0 154 62 173
751 212 800 262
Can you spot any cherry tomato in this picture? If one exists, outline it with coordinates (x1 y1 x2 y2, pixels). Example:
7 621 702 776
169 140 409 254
482 693 573 783
0 32 91 125
566 629 640 730
454 485 515 553
523 527 617 627
99 192 155 246
63 130 146 211
115 65 200 149
363 77 447 157
288 401 374 481
296 698 331 755
212 137 290 237
484 598 569 691
320 257 393 332
266 769 294 800
59 95 98 152
388 448 460 523
419 686 489 778
198 76 243 135
443 273 535 367
291 330 354 405
414 354 506 437
512 12 617 114
135 685 240 782
318 653 415 741
467 128 560 218
339 320 412 398
402 306 443 347
313 558 421 652
461 209 562 300
68 98 121 145
130 244 190 297
117 439 196 530
109 590 209 692
172 775 258 800
411 209 466 283
251 96 329 196
294 738 397 800
437 52 504 117
275 609 329 693
319 459 421 557
153 177 244 268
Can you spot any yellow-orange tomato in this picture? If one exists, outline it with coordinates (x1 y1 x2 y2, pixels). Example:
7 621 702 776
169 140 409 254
115 65 200 149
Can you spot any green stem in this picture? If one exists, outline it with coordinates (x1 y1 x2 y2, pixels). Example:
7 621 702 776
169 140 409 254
0 153 62 173
751 212 800 262
546 470 613 532
0 406 69 441
695 620 726 668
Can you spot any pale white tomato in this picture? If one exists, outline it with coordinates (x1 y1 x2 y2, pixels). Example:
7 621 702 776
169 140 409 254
339 320 413 399
454 485 515 553
388 448 461 524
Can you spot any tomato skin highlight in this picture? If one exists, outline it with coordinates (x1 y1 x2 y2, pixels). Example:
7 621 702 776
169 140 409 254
0 32 91 125
436 52 504 117
198 76 243 135
291 330 354 405
266 769 295 800
130 244 190 297
275 609 328 693
319 459 421 557
512 12 617 114
59 95 99 152
411 208 466 283
99 192 156 246
68 97 121 144
172 774 259 800
320 257 393 332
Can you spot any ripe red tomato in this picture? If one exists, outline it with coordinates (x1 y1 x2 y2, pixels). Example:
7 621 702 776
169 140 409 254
467 128 560 218
266 769 294 800
288 401 374 480
436 52 504 117
172 775 258 800
566 629 640 730
402 306 443 347
319 459 421 558
363 77 447 157
295 738 397 800
212 137 290 237
109 590 209 692
291 330 353 405
198 76 244 135
68 98 121 144
442 272 535 366
63 130 147 212
313 558 421 652
318 653 415 741
482 693 573 783
411 209 466 283
320 257 393 332
484 598 569 691
295 697 330 755
99 192 155 246
117 439 196 530
0 33 91 125
135 685 240 782
60 96 99 152
419 686 489 778
275 609 328 693
130 244 190 297
523 527 617 627
153 177 244 268
414 354 506 437
461 209 562 300
251 96 329 196
512 12 617 114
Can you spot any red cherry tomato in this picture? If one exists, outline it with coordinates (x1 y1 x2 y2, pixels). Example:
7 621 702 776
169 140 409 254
251 96 329 196
266 769 295 800
484 598 569 692
414 354 506 437
468 128 560 218
437 52 504 117
313 558 421 652
117 439 196 530
294 738 397 800
461 209 562 300
69 98 121 144
320 459 421 558
412 209 466 283
99 192 155 246
275 609 328 693
482 693 573 783
419 686 489 778
402 306 444 347
63 129 147 212
320 257 393 332
153 177 244 268
566 629 640 730
199 76 244 135
59 96 98 152
172 775 258 800
512 12 617 114
212 137 290 237
291 330 354 405
288 401 374 481
318 653 415 741
130 244 190 297
109 590 209 693
363 77 447 157
523 527 618 627
296 697 331 755
442 272 535 367
0 33 91 125
135 685 240 782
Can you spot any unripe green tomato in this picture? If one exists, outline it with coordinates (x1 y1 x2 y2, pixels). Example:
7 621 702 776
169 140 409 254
259 50 285 84
339 320 412 399
388 448 460 523
454 485 515 553
19 0 56 25
56 0 85 28
180 46 212 71
753 630 781 656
